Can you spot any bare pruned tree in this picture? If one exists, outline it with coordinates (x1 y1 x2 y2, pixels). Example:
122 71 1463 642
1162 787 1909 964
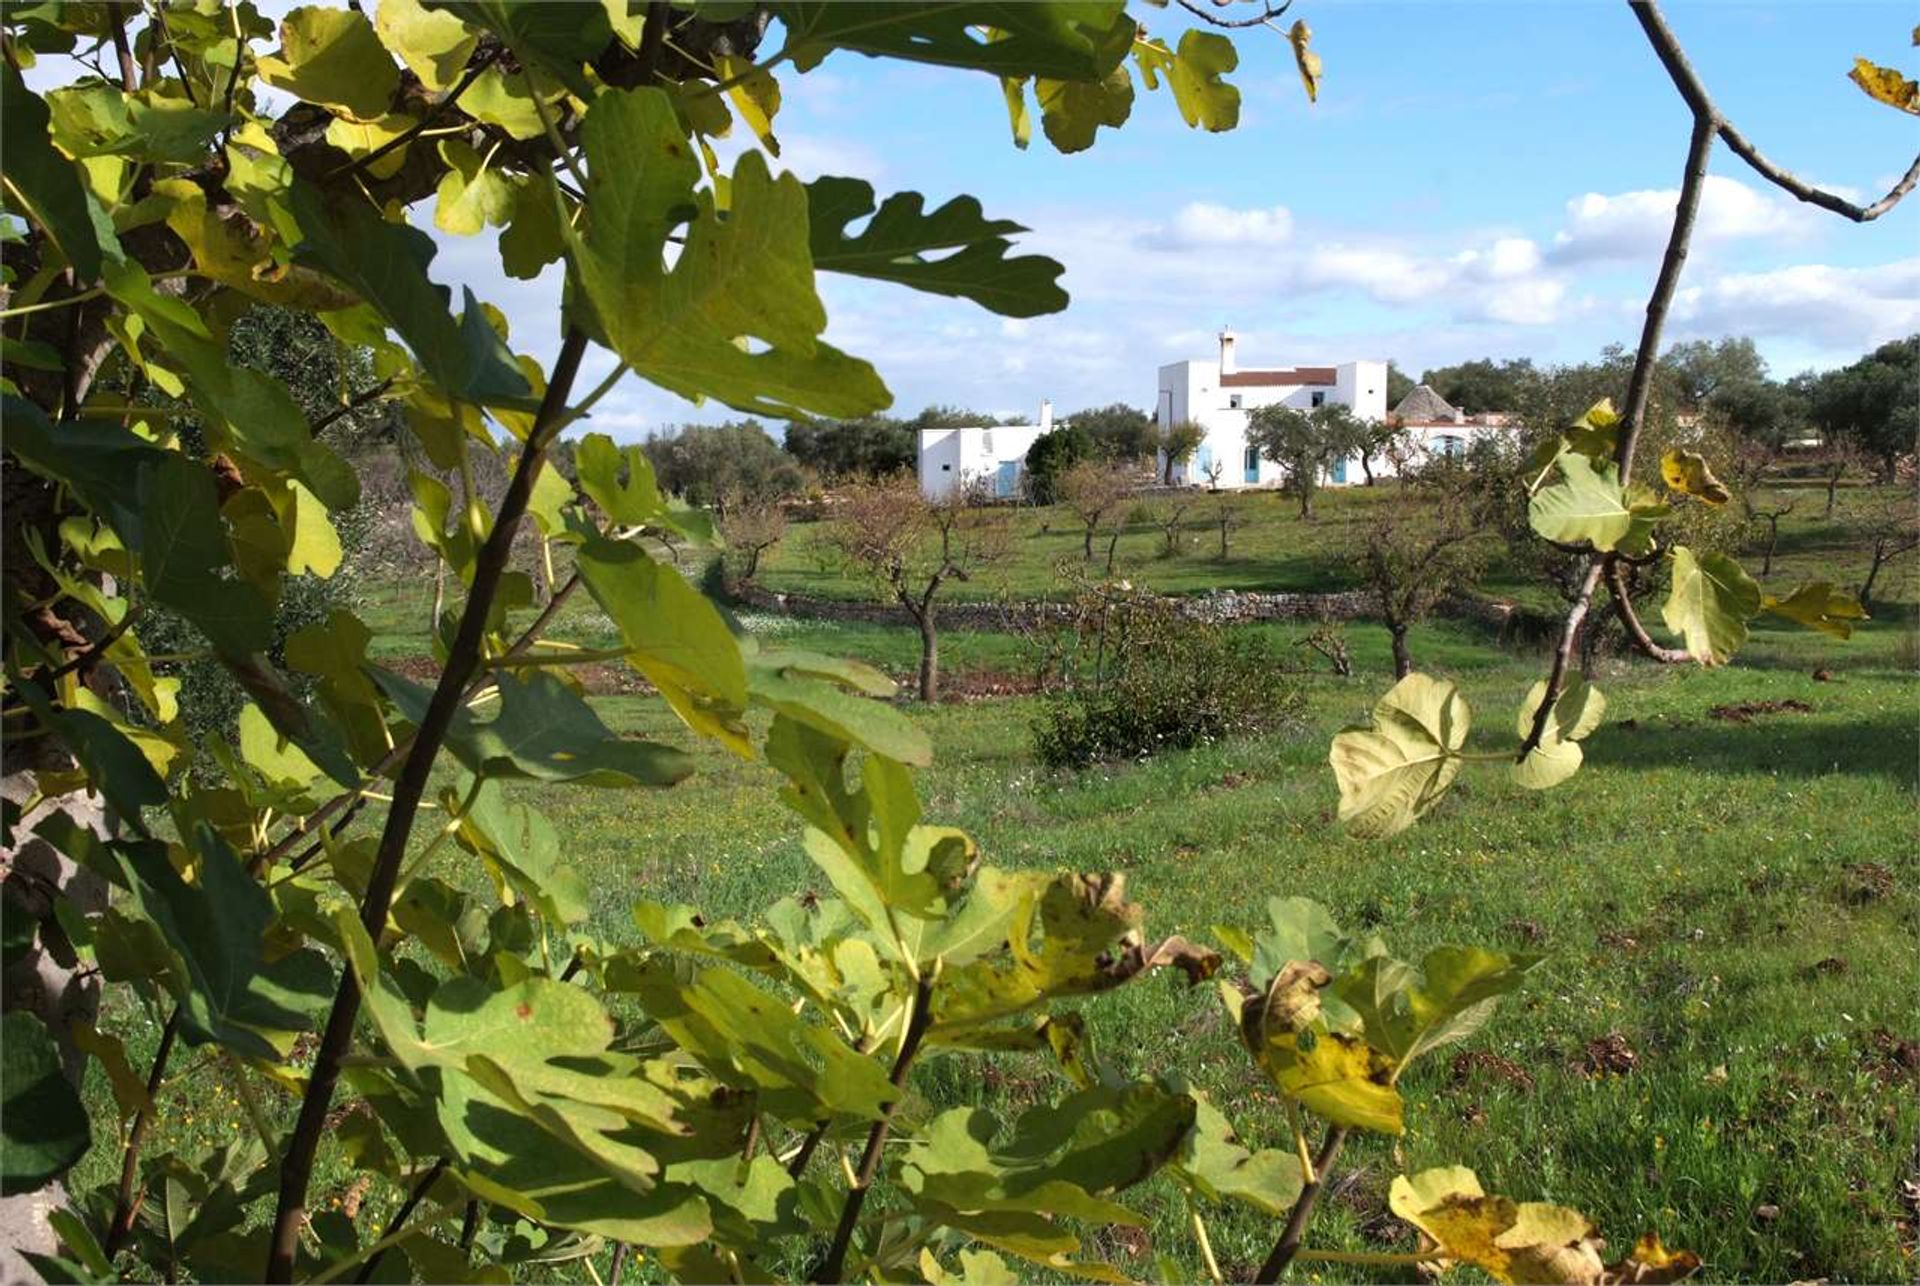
718 489 790 586
830 477 1012 701
1058 460 1136 562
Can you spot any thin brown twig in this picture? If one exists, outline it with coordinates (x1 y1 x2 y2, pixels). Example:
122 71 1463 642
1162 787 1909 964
108 3 138 91
35 606 141 687
255 569 582 872
150 6 200 108
1605 556 1691 664
812 975 936 1283
103 1007 183 1256
325 46 502 182
1522 99 1715 756
264 331 591 1283
1631 0 1920 224
1174 0 1293 28
311 377 395 433
1253 1124 1348 1283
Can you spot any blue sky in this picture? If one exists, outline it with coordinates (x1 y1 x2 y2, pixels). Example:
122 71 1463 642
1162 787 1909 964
490 1 1916 438
30 2 1919 436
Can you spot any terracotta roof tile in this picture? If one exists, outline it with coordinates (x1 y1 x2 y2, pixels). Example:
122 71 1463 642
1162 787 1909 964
1220 367 1336 387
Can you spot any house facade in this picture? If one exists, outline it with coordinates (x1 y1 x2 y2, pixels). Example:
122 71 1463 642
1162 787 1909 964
1155 331 1388 489
917 401 1054 500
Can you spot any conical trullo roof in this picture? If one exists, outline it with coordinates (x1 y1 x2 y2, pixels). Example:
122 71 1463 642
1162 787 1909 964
1391 384 1458 422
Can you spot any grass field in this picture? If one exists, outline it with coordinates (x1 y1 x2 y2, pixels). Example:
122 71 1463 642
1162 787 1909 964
350 482 1916 659
70 480 1918 1282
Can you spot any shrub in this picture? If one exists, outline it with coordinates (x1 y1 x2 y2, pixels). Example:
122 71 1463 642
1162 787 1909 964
1031 579 1301 768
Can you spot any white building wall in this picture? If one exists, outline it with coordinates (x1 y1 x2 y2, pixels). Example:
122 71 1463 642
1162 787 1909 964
917 429 965 499
917 406 1053 500
1157 350 1389 490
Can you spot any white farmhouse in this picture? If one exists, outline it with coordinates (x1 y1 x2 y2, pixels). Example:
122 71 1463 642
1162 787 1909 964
1155 331 1387 488
917 401 1054 500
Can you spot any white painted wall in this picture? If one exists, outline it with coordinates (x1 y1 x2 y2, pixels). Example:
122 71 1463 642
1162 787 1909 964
1155 344 1393 489
917 403 1054 500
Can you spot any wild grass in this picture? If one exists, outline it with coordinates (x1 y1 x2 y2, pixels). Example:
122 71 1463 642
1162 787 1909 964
73 485 1918 1282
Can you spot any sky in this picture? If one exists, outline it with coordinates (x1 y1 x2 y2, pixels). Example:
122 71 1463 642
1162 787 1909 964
482 1 1920 438
28 2 1920 438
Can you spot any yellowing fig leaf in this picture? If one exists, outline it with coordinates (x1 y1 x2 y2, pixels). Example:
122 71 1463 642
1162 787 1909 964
1171 1094 1305 1217
1329 672 1469 839
1662 546 1761 665
1529 452 1663 552
934 871 1218 1031
1660 448 1732 505
1511 676 1605 790
715 53 781 153
1287 20 1322 102
1133 29 1241 133
1243 1026 1403 1134
1610 1234 1703 1283
375 0 478 93
999 75 1034 149
1762 581 1869 639
1389 1167 1605 1284
433 138 515 236
256 7 400 121
1849 56 1919 114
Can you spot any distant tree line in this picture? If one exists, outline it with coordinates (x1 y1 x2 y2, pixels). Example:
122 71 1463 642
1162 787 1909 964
622 333 1915 509
1421 334 1917 474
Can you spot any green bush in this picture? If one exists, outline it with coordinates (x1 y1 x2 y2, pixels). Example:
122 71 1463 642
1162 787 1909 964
1030 581 1301 768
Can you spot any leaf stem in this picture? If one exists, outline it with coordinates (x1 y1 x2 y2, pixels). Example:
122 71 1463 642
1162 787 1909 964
351 1158 449 1284
1189 1198 1224 1285
264 328 591 1283
1291 1248 1445 1266
224 1052 277 1155
326 46 502 182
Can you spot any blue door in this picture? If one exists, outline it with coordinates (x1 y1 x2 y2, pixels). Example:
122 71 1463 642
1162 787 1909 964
1195 445 1213 483
996 458 1020 498
1244 445 1260 484
1331 457 1348 484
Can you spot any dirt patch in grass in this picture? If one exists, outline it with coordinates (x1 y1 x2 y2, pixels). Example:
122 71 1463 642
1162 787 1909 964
1451 1049 1536 1094
1708 698 1814 723
1840 862 1896 904
1584 1031 1640 1077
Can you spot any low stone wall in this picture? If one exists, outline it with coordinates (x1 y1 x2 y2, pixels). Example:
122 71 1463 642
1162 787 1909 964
729 582 1527 632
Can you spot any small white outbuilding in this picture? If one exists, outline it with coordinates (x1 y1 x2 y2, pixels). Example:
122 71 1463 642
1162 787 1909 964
917 401 1055 500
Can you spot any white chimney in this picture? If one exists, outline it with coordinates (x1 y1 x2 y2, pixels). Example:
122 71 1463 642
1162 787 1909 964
1039 399 1053 432
1218 327 1238 376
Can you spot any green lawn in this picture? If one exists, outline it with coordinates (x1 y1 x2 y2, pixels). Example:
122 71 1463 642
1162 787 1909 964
77 600 1918 1281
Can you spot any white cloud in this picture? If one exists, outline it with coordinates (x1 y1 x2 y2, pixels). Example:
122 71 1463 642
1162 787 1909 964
1453 236 1543 280
1551 174 1817 264
1671 257 1920 352
1297 244 1449 301
1163 201 1294 246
